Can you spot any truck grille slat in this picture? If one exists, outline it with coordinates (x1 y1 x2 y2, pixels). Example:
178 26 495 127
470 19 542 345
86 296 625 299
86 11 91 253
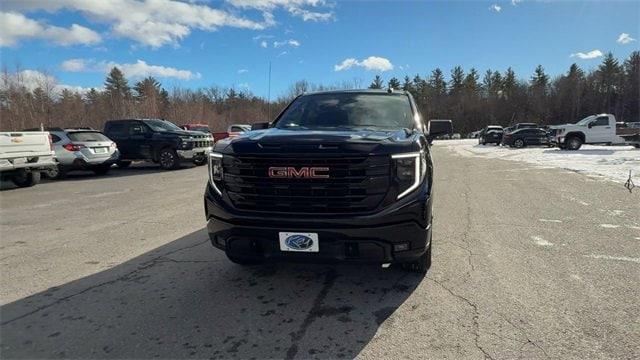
222 155 390 214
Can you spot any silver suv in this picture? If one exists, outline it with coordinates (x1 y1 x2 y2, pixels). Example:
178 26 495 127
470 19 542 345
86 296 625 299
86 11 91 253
46 128 120 179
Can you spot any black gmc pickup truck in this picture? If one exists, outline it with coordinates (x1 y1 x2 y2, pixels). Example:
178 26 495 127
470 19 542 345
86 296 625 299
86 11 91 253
104 119 213 170
204 90 451 273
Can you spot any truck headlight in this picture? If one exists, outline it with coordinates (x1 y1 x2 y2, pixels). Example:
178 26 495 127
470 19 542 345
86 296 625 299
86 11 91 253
208 152 223 195
392 151 426 199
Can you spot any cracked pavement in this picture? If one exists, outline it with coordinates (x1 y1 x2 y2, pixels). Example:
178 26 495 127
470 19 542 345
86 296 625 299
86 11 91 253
1 146 639 359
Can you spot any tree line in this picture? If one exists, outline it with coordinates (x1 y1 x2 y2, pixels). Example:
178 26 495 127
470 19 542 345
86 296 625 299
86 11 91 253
0 67 271 132
366 51 639 134
1 51 638 135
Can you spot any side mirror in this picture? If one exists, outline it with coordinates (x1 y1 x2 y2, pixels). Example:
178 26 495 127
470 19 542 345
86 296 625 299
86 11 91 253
251 122 270 130
427 120 453 137
588 123 593 129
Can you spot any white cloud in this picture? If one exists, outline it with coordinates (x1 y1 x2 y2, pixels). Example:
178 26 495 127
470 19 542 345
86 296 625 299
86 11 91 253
0 69 96 95
334 56 394 72
617 33 636 45
3 0 271 48
226 0 335 22
252 34 274 40
490 4 502 12
511 0 522 5
260 40 268 48
60 58 201 80
0 11 101 47
238 69 249 74
60 58 87 72
277 51 288 57
570 50 604 60
273 39 300 47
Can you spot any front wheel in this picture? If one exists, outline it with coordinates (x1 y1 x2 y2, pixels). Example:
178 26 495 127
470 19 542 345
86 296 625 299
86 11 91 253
514 139 525 148
159 148 180 170
193 156 207 166
43 165 65 180
566 136 583 150
12 170 41 188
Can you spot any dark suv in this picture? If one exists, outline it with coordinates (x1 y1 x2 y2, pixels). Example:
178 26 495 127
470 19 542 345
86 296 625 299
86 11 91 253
103 119 213 169
204 90 452 273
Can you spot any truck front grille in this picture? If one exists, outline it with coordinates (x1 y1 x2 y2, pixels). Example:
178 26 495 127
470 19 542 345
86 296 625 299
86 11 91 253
221 155 390 214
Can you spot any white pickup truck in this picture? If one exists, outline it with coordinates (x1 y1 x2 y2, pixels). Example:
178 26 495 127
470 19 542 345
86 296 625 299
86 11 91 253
550 114 640 150
0 131 56 187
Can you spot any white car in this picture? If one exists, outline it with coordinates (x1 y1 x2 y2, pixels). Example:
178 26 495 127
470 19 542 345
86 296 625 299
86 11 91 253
46 128 120 179
0 131 56 187
551 114 640 150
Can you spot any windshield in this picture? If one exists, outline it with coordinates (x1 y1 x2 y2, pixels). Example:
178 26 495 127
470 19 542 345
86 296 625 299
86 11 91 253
190 126 210 133
576 116 595 125
144 119 182 132
275 93 414 131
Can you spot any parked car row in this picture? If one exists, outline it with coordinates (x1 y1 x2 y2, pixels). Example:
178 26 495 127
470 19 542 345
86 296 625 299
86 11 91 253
0 118 216 188
476 114 640 150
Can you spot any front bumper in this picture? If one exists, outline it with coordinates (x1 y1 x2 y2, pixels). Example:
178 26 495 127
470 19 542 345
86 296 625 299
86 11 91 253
205 183 433 264
177 147 212 161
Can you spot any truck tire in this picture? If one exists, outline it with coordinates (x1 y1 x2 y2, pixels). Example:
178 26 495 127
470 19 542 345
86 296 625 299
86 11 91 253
566 136 583 150
12 170 41 188
401 233 432 274
514 139 525 148
634 144 640 149
43 165 65 180
159 148 180 170
116 160 132 169
193 156 207 166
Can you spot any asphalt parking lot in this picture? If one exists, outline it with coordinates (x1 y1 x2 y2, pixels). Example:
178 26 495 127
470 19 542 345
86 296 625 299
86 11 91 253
1 146 639 359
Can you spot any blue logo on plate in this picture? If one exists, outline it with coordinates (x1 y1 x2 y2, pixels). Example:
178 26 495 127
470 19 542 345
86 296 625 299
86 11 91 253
285 234 314 250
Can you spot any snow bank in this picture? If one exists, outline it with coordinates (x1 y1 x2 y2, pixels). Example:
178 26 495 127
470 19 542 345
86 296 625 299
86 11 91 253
435 139 640 183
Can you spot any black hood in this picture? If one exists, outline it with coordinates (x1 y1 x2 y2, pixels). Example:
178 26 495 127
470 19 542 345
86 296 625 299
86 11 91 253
157 130 207 137
213 128 423 156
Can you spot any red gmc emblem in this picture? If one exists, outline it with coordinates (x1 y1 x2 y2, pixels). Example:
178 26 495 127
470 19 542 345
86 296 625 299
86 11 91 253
268 167 330 179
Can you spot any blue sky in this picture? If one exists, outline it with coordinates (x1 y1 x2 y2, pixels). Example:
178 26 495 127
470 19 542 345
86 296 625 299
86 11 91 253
1 0 638 98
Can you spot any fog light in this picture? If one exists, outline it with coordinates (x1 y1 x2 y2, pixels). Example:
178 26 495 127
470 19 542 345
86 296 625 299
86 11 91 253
394 243 410 252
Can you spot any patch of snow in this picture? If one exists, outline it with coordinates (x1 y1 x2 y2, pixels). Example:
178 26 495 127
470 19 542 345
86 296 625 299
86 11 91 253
532 236 554 246
436 139 640 183
584 254 640 264
600 224 620 229
539 219 562 223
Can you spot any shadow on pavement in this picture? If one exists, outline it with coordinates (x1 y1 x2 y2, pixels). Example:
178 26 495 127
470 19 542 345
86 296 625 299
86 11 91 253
1 228 423 359
52 163 203 181
542 148 615 155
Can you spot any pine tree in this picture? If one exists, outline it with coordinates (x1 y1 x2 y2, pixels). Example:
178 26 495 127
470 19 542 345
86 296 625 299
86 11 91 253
428 68 447 96
104 67 131 118
388 77 401 90
368 75 384 89
401 76 415 93
622 51 640 121
449 66 465 96
502 67 517 99
134 77 161 99
596 52 623 114
104 67 131 98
